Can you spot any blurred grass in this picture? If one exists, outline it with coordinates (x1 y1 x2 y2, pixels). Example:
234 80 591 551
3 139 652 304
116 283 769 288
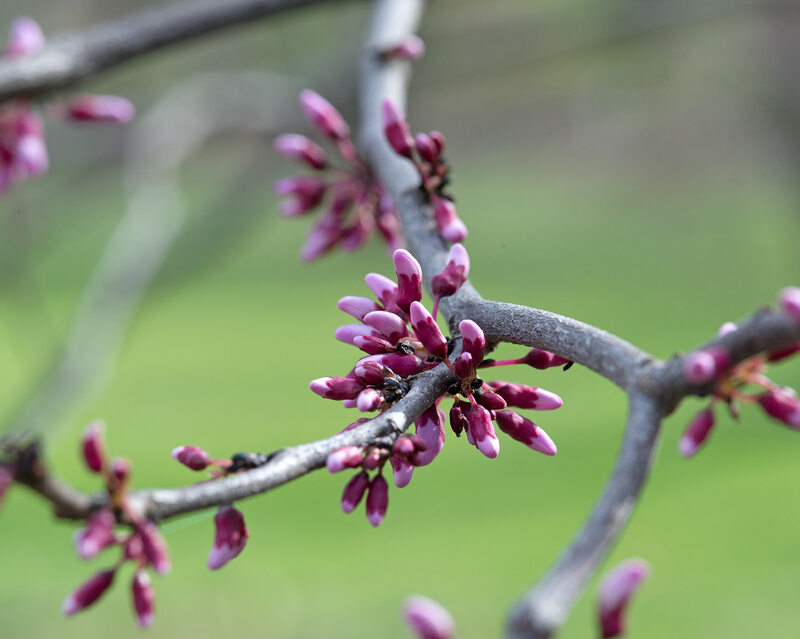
0 0 799 637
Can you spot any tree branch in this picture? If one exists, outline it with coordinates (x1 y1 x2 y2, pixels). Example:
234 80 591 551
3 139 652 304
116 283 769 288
0 0 344 103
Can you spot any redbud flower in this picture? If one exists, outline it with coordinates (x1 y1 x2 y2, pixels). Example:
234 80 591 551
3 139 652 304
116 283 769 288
431 243 470 299
171 445 210 471
382 99 414 158
81 420 106 473
411 407 445 467
337 295 381 321
310 376 364 400
683 348 730 385
459 320 485 364
73 509 117 559
597 559 650 638
679 408 716 458
489 382 563 411
780 286 800 322
299 89 349 141
718 321 737 337
65 95 136 124
273 176 328 216
495 410 557 456
365 474 389 526
393 249 423 313
403 595 455 639
326 446 364 473
365 272 398 308
273 133 327 170
433 198 467 243
385 35 425 61
364 310 410 343
468 403 500 459
208 505 249 570
520 347 570 369
390 455 414 488
409 302 448 359
335 323 383 345
758 387 800 429
341 471 370 513
138 520 171 574
5 17 45 58
131 571 155 627
62 569 116 616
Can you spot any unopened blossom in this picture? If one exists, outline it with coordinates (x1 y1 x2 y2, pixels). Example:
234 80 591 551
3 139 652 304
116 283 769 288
403 595 455 639
138 520 171 575
365 474 389 527
758 387 800 429
299 89 349 141
273 133 327 170
131 571 155 627
208 505 249 570
74 509 117 559
171 445 210 471
390 455 414 488
780 287 800 322
467 403 500 459
410 301 448 359
393 249 423 313
383 35 425 61
327 446 364 473
682 348 730 384
431 243 470 300
495 410 557 456
433 198 467 243
489 382 563 411
678 408 716 458
5 17 44 57
597 559 650 638
65 95 136 124
382 100 414 158
62 569 116 616
341 471 371 513
81 420 106 473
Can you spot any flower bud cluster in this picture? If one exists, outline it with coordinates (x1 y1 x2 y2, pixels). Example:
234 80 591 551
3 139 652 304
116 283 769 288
63 421 166 626
274 90 404 260
679 291 800 458
381 99 466 243
315 246 565 525
0 18 134 194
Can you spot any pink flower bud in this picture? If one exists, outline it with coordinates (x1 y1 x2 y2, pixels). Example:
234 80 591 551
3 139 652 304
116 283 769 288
403 595 455 639
381 99 414 158
365 272 398 308
365 474 389 526
431 243 469 299
273 176 327 216
131 571 155 627
81 420 106 473
411 407 445 466
354 360 389 385
363 310 409 343
357 353 424 378
208 505 249 570
683 348 730 384
433 198 467 242
414 132 438 164
780 287 800 322
334 323 382 345
62 569 116 616
356 388 384 412
299 90 349 141
310 376 364 401
767 342 800 363
429 131 446 155
110 457 131 484
597 559 650 638
758 387 800 429
489 382 563 411
718 321 737 337
393 249 423 313
393 437 416 456
467 404 499 458
273 133 327 170
137 520 171 574
449 401 469 437
362 447 383 471
65 95 135 124
341 471 370 513
15 134 48 177
337 295 381 321
453 352 473 379
326 446 364 473
5 17 45 58
521 348 569 369
679 409 716 458
409 302 448 359
385 35 426 61
495 410 557 455
458 320 485 364
476 389 507 411
390 455 414 488
171 445 210 471
74 509 117 559
353 334 394 355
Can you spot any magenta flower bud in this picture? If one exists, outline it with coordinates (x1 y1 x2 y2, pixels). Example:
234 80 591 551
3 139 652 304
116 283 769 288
109 457 130 485
62 569 115 616
495 410 557 455
393 436 416 456
468 403 500 458
393 249 423 313
453 352 473 379
357 353 423 377
429 131 446 155
363 310 409 343
758 387 800 429
767 342 800 363
780 287 800 322
334 323 383 345
74 509 117 559
208 505 249 570
679 408 716 458
356 388 384 412
411 407 445 466
683 349 725 384
65 95 136 124
326 446 364 473
390 455 414 488
433 198 467 242
449 401 469 437
341 471 370 513
386 35 426 61
337 295 381 321
415 132 438 164
431 243 470 299
171 445 210 471
353 334 394 355
403 595 455 639
458 320 485 365
273 133 327 170
81 420 106 473
299 89 349 141
365 272 398 308
365 474 389 527
273 176 327 216
381 99 414 158
310 376 364 401
718 321 737 337
521 348 568 369
15 134 48 177
597 559 650 638
409 302 448 359
131 571 155 627
489 382 563 411
362 447 383 471
6 17 45 58
354 360 389 385
137 520 171 574
476 389 507 411
299 211 342 261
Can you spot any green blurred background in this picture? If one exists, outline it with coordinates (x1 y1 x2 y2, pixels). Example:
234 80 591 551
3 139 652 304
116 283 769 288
0 0 798 637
